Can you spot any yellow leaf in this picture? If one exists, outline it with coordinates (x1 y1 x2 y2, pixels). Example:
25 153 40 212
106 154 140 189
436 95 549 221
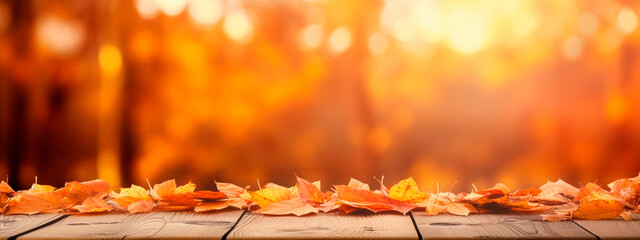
175 181 196 194
111 184 152 208
389 177 429 203
250 187 292 207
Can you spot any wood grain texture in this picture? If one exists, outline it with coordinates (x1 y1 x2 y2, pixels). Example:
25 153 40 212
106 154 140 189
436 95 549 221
413 211 595 239
575 213 640 240
226 212 418 240
0 214 64 240
17 210 244 240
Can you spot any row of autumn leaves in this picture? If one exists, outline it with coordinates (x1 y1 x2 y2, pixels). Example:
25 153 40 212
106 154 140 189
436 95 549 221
0 174 639 221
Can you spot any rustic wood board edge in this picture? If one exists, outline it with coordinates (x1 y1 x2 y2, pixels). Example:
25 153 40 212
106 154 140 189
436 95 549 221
411 211 597 240
573 218 640 240
14 210 246 240
227 211 419 240
1 214 68 240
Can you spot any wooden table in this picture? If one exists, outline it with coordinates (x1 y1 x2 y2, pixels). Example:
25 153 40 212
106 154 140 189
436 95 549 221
2 210 639 240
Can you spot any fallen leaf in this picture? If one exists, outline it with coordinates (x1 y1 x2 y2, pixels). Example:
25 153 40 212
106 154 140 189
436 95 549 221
388 177 429 203
5 191 64 215
446 203 472 216
534 179 578 204
574 183 606 202
194 198 246 212
128 200 155 214
334 185 415 214
348 178 370 191
0 181 14 209
255 198 318 216
573 198 624 220
111 184 152 208
72 196 114 213
295 176 324 204
28 183 56 193
250 187 292 207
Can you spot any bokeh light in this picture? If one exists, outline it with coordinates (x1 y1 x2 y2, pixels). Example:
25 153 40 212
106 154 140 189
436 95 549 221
1 0 640 191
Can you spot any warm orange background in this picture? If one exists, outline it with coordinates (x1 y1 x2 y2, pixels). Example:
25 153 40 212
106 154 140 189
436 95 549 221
0 0 639 191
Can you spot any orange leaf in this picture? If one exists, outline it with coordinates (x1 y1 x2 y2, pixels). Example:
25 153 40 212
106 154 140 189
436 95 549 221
511 188 541 197
388 177 430 203
71 196 114 213
151 179 178 200
0 181 14 209
255 198 318 216
5 191 64 215
335 185 415 214
574 183 606 202
0 181 14 193
295 176 324 204
194 198 246 212
573 198 624 220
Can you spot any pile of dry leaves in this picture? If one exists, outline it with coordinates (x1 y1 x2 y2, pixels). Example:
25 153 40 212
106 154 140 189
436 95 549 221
1 174 639 221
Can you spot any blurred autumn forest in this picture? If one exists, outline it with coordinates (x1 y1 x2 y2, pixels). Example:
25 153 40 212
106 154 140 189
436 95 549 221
0 0 639 191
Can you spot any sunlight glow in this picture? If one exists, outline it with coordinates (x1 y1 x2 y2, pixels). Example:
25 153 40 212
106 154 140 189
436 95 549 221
223 10 253 45
328 27 351 54
446 7 487 54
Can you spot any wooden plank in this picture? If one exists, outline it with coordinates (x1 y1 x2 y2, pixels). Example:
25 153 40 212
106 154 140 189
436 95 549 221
574 213 640 240
0 214 64 240
412 211 595 239
226 212 418 240
17 209 245 240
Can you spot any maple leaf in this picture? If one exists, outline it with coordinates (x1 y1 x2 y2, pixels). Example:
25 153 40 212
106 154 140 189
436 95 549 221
56 180 110 208
111 184 152 208
5 191 64 215
572 190 625 220
249 187 292 208
150 179 226 207
574 183 606 202
573 198 624 220
71 196 114 213
214 181 250 209
254 198 319 216
215 181 248 197
388 177 430 203
295 176 324 204
334 185 415 214
0 181 15 209
533 179 578 204
348 178 370 191
425 194 448 215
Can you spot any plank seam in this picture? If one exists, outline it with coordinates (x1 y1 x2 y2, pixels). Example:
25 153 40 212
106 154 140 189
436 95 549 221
409 212 423 240
221 209 247 240
571 220 601 240
7 215 69 240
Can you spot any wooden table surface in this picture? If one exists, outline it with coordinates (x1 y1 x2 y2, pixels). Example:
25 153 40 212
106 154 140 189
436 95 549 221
2 210 639 240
